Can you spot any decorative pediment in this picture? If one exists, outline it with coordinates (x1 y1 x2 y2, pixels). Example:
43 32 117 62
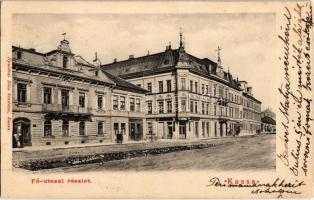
157 94 163 100
181 93 187 97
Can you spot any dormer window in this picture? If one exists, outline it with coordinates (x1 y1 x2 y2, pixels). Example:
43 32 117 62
17 51 22 59
63 55 68 68
95 70 99 76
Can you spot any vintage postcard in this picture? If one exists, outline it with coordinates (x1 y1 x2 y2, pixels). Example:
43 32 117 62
1 0 313 199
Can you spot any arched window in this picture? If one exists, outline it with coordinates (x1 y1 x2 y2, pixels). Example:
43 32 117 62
79 121 85 136
44 120 52 137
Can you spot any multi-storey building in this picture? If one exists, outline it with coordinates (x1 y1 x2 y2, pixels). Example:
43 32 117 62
12 39 147 148
261 109 276 133
102 33 262 140
239 81 262 134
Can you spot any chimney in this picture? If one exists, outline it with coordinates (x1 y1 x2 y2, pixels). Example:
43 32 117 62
28 48 36 52
247 87 252 94
129 54 134 59
113 58 117 63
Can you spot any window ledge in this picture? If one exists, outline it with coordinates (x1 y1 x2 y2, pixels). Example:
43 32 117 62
96 134 104 137
43 135 55 139
14 102 32 106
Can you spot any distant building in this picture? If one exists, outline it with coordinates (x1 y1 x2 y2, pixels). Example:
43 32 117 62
102 32 262 139
261 109 276 133
12 39 147 148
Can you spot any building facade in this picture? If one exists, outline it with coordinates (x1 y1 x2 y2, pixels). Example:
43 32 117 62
102 34 262 140
12 39 147 148
261 109 276 133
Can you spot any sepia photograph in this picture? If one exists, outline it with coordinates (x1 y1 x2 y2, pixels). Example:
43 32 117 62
1 1 312 199
11 13 276 173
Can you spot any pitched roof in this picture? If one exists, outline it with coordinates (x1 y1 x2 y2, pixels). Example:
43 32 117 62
102 70 147 93
12 45 146 94
102 49 178 75
102 47 242 90
261 116 276 125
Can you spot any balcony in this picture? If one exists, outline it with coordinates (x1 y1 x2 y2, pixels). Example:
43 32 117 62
13 101 42 112
42 104 92 114
216 97 229 106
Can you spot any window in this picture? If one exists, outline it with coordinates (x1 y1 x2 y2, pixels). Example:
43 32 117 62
97 121 103 135
147 102 152 114
130 98 135 111
206 103 209 115
181 99 186 112
136 98 140 112
44 120 52 137
190 80 193 92
219 87 223 98
17 83 27 103
114 123 119 135
181 78 186 90
147 83 152 93
207 122 210 137
158 101 164 114
190 100 194 113
206 85 209 94
214 85 217 96
61 90 69 110
120 96 125 110
202 102 205 115
166 80 171 92
79 121 85 136
121 123 126 135
195 101 198 113
43 87 52 104
201 84 204 94
179 121 186 136
95 70 99 76
97 95 103 109
17 51 22 59
148 122 153 135
158 81 163 93
62 120 69 136
63 56 68 68
195 122 199 137
79 92 85 108
167 101 172 113
195 82 198 93
113 95 118 110
202 122 205 137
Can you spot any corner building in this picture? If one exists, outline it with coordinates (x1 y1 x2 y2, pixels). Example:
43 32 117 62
102 38 262 139
12 39 147 148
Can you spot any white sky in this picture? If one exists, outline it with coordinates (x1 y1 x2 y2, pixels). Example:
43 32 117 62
13 13 276 111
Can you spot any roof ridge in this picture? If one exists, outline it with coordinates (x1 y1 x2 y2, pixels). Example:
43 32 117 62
102 48 178 67
101 69 147 92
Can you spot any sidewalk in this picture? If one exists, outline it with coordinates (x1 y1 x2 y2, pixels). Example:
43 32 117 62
13 139 149 152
